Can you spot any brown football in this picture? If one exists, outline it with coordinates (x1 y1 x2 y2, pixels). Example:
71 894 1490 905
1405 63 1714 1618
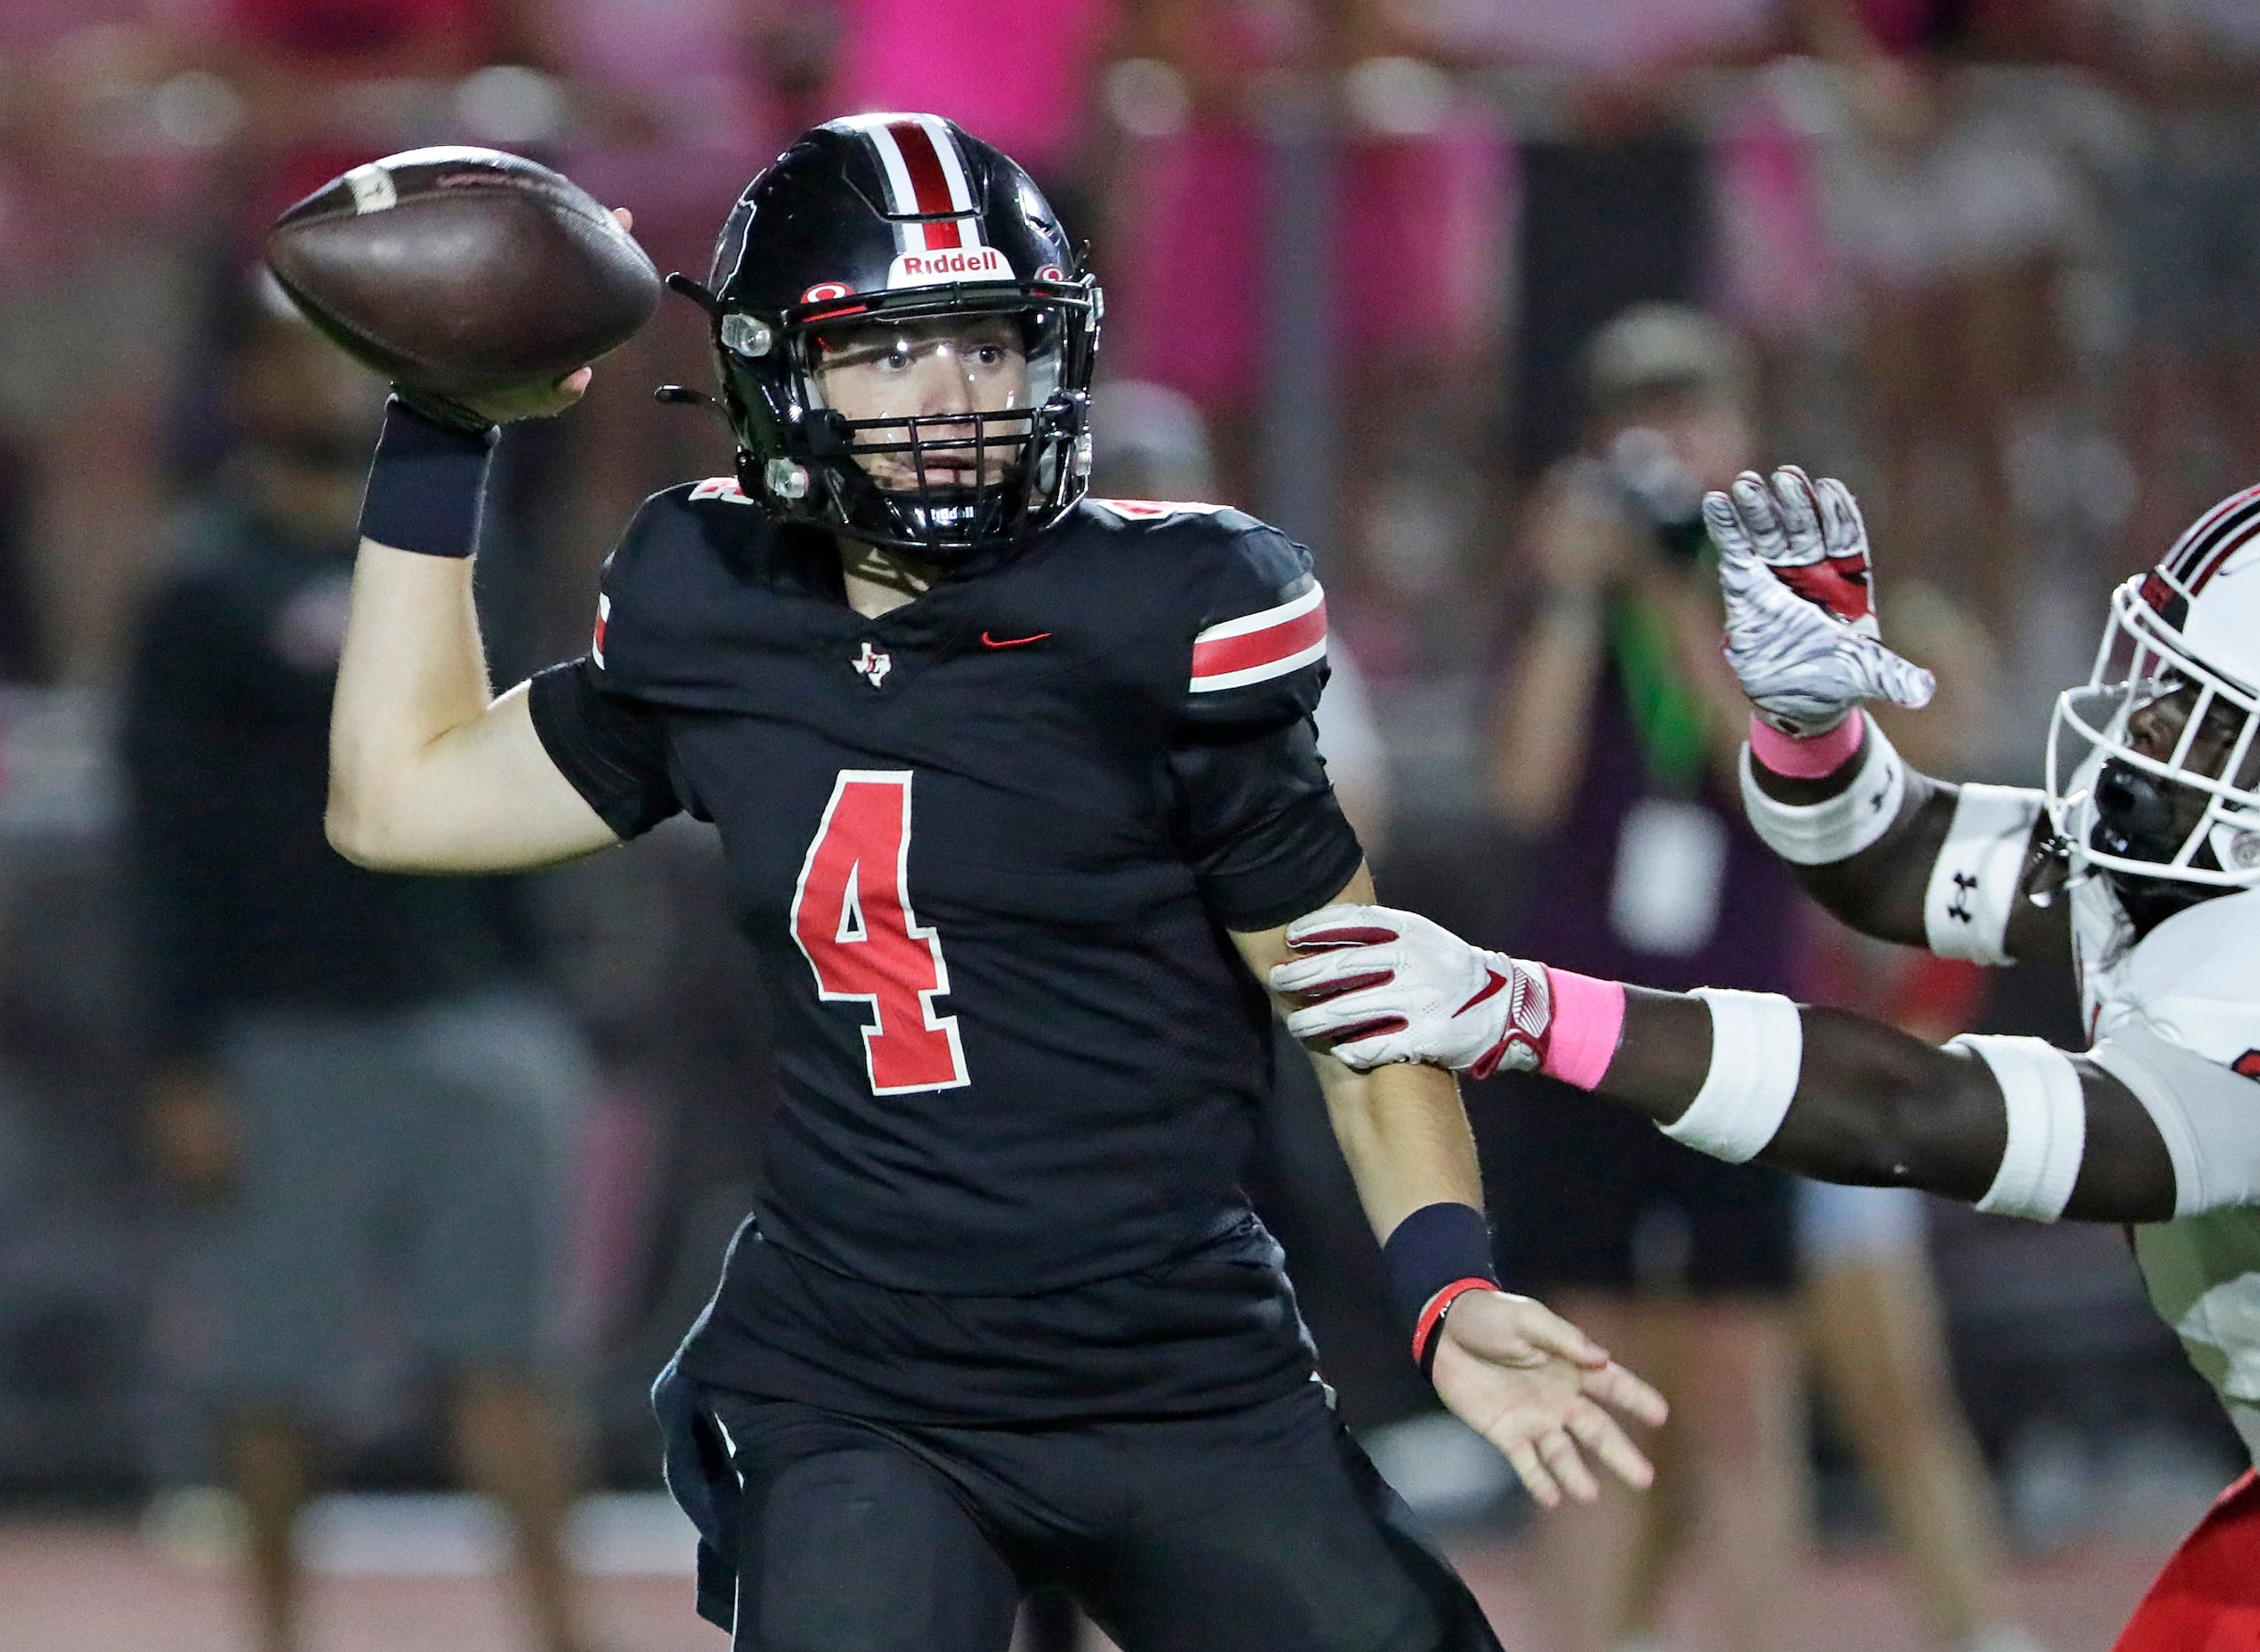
264 146 661 398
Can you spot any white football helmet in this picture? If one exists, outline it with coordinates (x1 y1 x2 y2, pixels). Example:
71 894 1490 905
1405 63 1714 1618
2048 484 2260 889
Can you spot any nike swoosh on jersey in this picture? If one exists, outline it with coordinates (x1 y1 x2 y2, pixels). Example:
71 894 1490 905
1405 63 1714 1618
980 631 1051 649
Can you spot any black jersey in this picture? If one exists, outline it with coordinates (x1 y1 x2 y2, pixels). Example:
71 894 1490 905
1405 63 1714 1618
531 486 1362 1312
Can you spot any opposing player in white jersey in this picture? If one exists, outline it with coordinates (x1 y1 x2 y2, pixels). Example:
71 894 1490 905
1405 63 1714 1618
1268 473 2260 1651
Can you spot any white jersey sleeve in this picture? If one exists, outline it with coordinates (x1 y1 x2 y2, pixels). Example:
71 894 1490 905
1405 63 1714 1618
2087 888 2260 1217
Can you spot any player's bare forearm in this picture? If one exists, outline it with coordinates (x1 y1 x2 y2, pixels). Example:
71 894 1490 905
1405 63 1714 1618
1748 739 1951 944
1232 862 1484 1239
1746 742 2070 969
327 542 618 872
1598 989 2171 1220
1313 1045 1485 1239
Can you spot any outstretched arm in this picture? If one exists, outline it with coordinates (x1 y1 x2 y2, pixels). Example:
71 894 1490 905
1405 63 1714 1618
1270 904 2177 1224
327 380 621 873
1231 868 1669 1509
327 208 650 874
1743 715 2070 969
1707 466 2070 968
1600 990 2169 1217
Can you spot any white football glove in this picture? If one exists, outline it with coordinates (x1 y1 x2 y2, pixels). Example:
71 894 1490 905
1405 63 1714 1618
1706 465 1935 736
1268 904 1553 1078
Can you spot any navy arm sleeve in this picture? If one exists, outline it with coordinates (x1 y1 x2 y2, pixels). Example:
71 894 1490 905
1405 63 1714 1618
527 658 688 839
1169 717 1365 932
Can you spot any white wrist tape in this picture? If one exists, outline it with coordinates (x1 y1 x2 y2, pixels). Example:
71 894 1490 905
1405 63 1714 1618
1955 1034 2086 1222
1922 786 2043 966
1738 713 1907 866
1661 989 1803 1163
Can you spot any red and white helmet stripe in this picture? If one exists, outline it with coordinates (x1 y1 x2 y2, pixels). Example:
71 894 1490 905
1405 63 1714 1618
2154 482 2260 607
837 113 986 256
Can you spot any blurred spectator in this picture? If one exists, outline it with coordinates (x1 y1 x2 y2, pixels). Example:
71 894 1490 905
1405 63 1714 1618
1479 304 1805 1652
0 11 216 679
120 290 598 1652
1803 0 2086 632
2067 0 2260 573
1098 0 1508 618
172 0 561 237
1379 0 1778 485
1101 0 1330 486
1796 583 2048 1652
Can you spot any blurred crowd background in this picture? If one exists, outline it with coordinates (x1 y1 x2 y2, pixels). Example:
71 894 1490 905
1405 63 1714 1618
1 0 2256 1646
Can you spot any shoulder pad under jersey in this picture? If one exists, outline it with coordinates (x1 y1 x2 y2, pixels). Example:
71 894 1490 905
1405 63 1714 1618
2109 887 2260 1072
1081 500 1328 731
584 479 764 694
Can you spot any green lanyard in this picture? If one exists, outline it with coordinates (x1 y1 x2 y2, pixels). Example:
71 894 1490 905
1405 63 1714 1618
1607 579 1710 798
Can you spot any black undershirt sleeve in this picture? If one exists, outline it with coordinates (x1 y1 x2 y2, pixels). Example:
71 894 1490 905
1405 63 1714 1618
1168 717 1366 932
527 658 686 839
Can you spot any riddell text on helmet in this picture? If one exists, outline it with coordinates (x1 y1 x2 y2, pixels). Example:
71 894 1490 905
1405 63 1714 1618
887 245 1011 289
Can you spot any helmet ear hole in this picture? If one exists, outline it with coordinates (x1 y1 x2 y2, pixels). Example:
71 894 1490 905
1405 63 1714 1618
2212 818 2260 874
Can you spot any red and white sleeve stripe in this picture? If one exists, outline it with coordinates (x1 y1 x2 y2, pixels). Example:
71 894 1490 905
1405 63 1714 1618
1189 584 1327 693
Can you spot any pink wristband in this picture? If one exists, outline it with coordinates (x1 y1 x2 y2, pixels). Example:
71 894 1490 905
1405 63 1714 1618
1747 712 1865 779
1539 968 1626 1091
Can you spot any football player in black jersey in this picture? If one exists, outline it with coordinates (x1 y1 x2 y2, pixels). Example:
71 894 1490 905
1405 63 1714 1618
324 114 1666 1651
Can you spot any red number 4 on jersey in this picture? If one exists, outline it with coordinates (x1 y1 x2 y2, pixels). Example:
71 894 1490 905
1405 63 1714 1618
791 771 971 1094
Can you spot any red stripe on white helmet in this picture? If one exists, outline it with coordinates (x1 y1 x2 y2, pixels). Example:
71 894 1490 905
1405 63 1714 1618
2166 483 2260 599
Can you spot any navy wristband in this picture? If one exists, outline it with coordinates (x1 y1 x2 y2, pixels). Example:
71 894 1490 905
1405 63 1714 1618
1381 1202 1499 1372
358 396 499 558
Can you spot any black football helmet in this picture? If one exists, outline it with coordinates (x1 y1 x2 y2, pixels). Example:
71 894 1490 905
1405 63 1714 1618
691 113 1101 563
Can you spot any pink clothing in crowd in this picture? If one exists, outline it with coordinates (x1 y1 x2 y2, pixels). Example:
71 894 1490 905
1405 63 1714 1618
1101 0 1505 408
558 0 792 268
1708 84 1835 336
1392 0 1776 71
823 0 1119 181
1106 121 1509 411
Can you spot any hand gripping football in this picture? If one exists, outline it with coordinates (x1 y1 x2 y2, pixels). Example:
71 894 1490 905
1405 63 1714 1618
264 147 661 398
